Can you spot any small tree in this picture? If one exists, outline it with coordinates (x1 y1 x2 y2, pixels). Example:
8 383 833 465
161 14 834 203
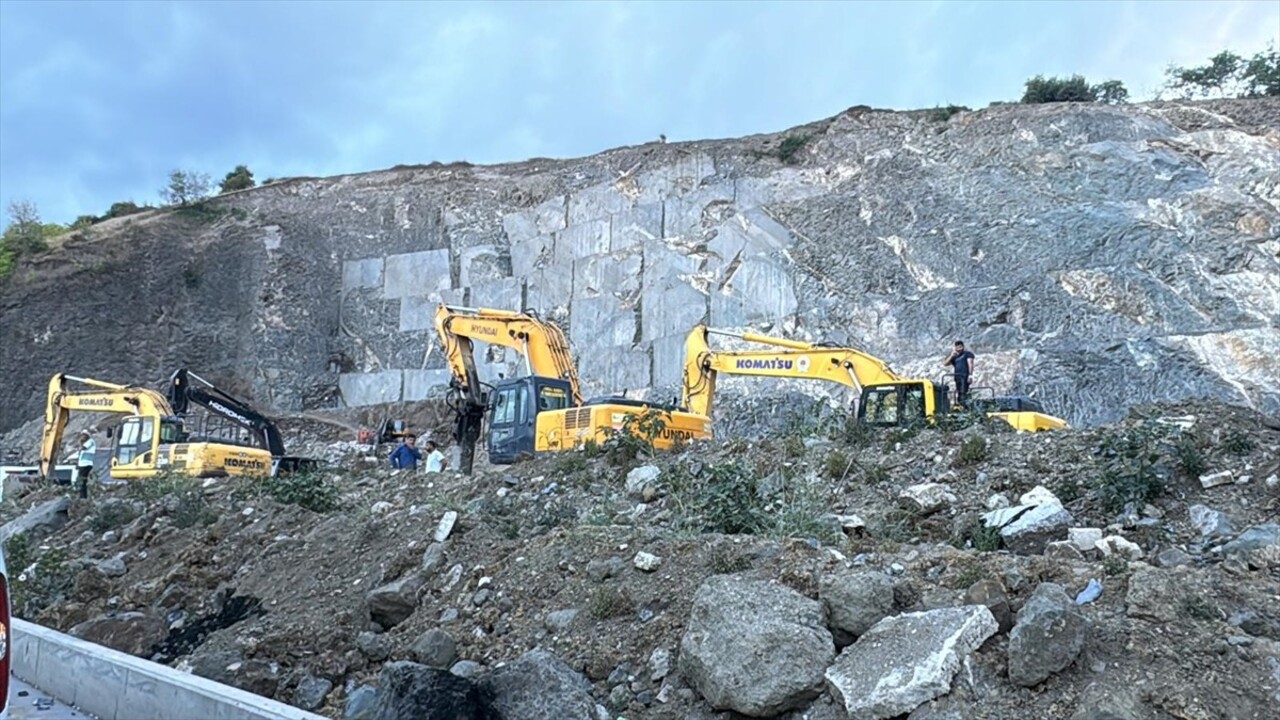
1241 45 1279 97
219 164 255 193
105 201 146 219
1165 50 1244 98
162 169 212 206
1092 80 1129 104
1021 75 1097 103
2 200 52 255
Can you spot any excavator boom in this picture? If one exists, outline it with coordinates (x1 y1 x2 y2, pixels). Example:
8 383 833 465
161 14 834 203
40 374 174 478
434 304 583 404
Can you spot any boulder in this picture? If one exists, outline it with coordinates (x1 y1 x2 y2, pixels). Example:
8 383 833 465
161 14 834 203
369 662 494 720
1188 505 1235 540
825 605 998 720
544 608 579 633
1045 541 1085 561
344 685 378 720
898 483 956 515
1220 524 1280 559
1125 565 1190 623
625 465 661 497
1096 535 1144 560
0 497 71 543
294 674 333 711
1001 504 1073 555
367 572 423 628
411 629 458 668
819 571 895 644
1007 583 1087 687
69 611 166 656
477 648 597 720
95 553 128 578
421 542 447 573
679 575 835 716
964 579 1013 632
1068 528 1103 553
357 631 391 661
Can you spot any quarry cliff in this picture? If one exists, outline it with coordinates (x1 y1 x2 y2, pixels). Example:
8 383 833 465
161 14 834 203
1 97 1277 433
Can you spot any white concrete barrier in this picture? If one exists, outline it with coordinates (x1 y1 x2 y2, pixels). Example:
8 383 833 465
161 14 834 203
11 618 328 720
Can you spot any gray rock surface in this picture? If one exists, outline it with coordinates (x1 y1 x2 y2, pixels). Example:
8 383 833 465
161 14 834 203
819 570 896 643
68 611 166 657
964 579 1013 633
356 630 391 661
544 608 579 633
1221 523 1280 559
477 648 597 720
369 661 494 720
344 685 378 720
0 497 71 543
1188 504 1235 540
679 575 835 716
3 99 1277 438
824 605 998 720
1007 583 1088 686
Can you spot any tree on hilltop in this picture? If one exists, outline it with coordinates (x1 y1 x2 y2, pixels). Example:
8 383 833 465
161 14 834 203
219 165 256 193
162 169 213 206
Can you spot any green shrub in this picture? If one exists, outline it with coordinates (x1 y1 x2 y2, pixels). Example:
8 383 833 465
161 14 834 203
1174 435 1206 478
1022 74 1096 103
89 501 141 533
588 585 633 619
968 522 1002 552
824 449 850 481
218 165 256 193
927 105 969 122
1093 421 1173 513
4 533 75 618
1220 430 1255 456
776 134 810 164
261 471 340 513
954 436 990 466
782 434 806 459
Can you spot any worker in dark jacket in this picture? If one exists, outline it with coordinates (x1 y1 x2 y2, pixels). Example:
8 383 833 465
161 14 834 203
388 434 423 470
944 339 976 406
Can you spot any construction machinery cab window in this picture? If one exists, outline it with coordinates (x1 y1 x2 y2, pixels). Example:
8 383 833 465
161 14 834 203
861 384 928 426
114 416 183 464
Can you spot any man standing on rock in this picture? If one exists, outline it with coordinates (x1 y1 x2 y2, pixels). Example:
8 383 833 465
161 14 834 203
944 340 975 407
388 434 422 470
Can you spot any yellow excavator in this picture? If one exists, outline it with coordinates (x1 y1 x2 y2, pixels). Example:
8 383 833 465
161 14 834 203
39 373 275 480
682 326 1068 434
434 304 711 472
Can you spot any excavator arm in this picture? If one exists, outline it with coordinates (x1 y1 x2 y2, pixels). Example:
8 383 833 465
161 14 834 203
40 374 174 478
167 368 318 475
433 303 583 473
682 326 906 419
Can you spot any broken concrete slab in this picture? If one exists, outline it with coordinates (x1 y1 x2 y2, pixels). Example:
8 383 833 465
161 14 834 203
825 605 998 720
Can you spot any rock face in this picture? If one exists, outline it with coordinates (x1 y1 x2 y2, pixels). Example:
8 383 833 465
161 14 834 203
819 571 896 643
825 605 998 719
369 661 495 720
3 99 1278 438
476 648 598 720
1007 583 1088 687
679 575 835 716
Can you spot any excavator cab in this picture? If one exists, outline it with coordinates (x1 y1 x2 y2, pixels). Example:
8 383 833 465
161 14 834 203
112 415 185 466
485 376 573 464
856 381 947 427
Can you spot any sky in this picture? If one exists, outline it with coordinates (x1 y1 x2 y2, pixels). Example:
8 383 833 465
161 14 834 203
1 0 1277 229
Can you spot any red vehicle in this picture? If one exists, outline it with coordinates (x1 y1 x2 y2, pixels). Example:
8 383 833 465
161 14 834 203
0 540 10 718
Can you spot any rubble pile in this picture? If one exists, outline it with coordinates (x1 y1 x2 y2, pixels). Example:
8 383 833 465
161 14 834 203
1 398 1278 719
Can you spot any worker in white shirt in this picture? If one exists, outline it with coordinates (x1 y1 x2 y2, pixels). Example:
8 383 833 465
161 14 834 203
65 430 96 498
423 440 447 473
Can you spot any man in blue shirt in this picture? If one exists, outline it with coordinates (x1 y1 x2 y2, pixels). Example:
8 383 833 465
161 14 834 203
944 340 976 407
388 434 423 470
